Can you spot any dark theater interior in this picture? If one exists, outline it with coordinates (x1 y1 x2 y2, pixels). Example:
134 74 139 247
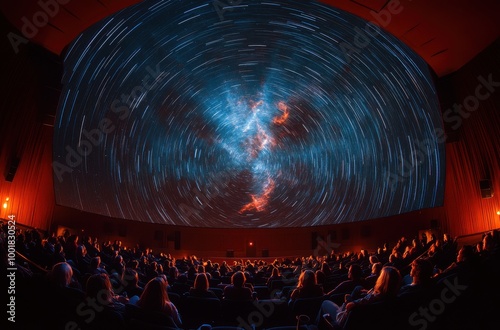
1 0 499 329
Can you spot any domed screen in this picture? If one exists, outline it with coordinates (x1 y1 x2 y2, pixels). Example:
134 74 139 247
53 0 445 228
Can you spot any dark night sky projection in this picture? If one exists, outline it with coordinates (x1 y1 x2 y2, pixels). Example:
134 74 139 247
53 0 445 228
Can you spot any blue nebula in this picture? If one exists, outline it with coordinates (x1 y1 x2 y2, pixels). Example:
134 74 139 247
53 0 445 228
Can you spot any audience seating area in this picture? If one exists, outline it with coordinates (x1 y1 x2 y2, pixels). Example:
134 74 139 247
1 223 500 330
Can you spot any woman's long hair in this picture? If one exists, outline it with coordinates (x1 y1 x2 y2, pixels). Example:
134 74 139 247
86 273 114 305
373 266 401 298
194 273 209 291
138 276 171 312
297 269 316 288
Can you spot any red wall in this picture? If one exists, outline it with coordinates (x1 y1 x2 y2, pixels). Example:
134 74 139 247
439 40 500 235
47 205 438 258
0 32 56 230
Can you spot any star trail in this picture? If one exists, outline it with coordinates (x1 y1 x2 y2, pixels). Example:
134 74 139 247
53 0 445 228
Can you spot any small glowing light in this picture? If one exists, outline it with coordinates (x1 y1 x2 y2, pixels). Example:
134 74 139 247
5 197 9 201
2 203 7 209
497 211 500 215
249 242 253 246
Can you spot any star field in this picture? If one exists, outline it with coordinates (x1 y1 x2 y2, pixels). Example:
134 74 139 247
53 0 445 228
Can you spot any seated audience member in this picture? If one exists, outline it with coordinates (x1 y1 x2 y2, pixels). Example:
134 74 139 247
327 264 367 295
167 265 179 283
316 269 326 287
84 235 99 258
428 239 450 270
212 270 222 281
331 261 348 276
289 269 324 301
292 261 303 277
398 258 434 296
90 256 108 275
64 235 79 264
84 273 127 329
157 263 165 276
369 255 380 265
321 262 332 278
111 254 126 277
267 267 284 292
223 271 254 301
243 271 255 293
52 242 67 265
188 273 218 298
43 262 85 327
127 259 140 271
435 245 477 282
76 243 92 273
170 273 191 295
205 260 214 274
187 265 197 280
318 266 402 328
476 242 484 255
122 268 144 299
220 261 229 276
481 232 495 257
383 252 403 270
49 261 81 289
146 261 160 281
135 276 182 327
364 262 382 290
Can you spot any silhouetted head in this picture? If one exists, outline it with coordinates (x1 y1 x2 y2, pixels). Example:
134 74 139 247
410 258 433 284
86 273 114 304
194 273 209 291
298 269 316 288
231 271 246 288
138 276 170 311
374 266 401 298
50 262 73 287
348 264 363 280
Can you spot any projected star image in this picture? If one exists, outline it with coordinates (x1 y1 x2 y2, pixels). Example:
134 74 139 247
53 0 445 228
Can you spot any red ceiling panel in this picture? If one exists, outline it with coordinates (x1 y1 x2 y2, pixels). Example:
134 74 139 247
349 0 389 12
1 0 499 76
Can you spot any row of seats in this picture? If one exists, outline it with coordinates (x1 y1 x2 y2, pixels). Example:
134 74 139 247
163 272 490 330
128 297 318 330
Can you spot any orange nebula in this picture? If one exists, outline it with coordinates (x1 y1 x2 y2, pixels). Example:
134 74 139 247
240 100 288 214
273 101 289 125
240 178 275 213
